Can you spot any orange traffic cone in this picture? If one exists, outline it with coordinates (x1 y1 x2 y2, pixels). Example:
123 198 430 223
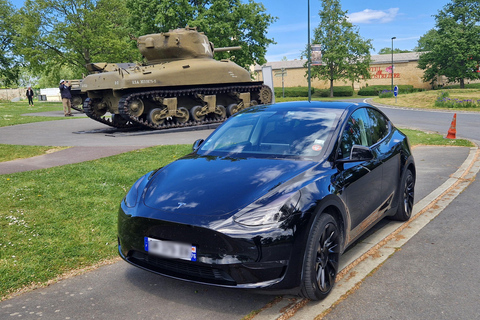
446 113 456 139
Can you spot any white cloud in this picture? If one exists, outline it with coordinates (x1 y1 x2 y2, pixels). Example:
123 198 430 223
348 8 399 24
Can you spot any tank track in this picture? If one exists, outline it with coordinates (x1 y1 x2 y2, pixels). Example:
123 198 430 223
117 84 271 130
71 104 83 113
83 98 139 129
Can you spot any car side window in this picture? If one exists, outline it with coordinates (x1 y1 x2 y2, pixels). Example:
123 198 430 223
366 108 390 144
339 108 371 158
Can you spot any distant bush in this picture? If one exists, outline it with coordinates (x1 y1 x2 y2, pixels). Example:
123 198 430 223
434 90 480 108
379 90 394 98
441 83 480 89
313 86 354 97
274 87 313 98
358 85 420 96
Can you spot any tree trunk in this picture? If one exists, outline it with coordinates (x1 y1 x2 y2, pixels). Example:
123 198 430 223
330 79 334 98
460 78 465 89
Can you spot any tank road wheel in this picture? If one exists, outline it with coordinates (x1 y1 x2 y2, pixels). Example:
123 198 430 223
175 107 190 124
301 213 340 301
91 100 108 117
259 86 273 104
148 108 166 126
227 103 241 117
71 95 83 107
213 105 227 120
191 105 206 122
127 99 145 117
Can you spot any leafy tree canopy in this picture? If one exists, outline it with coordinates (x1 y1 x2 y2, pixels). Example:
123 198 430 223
125 0 277 68
309 0 373 97
0 0 20 86
14 0 141 86
417 0 480 88
377 47 411 54
414 29 438 52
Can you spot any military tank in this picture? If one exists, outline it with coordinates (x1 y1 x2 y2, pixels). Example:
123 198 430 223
81 26 273 130
69 63 137 112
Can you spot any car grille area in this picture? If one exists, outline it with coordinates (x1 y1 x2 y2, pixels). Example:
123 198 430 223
128 250 237 286
125 249 287 287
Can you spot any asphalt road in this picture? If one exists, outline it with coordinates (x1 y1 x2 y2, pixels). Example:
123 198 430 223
374 102 480 142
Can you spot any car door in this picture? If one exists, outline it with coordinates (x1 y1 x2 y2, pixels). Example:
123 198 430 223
365 108 400 207
334 108 383 233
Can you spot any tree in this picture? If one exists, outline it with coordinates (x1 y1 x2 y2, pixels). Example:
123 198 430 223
14 0 141 86
414 29 438 52
0 0 20 86
125 0 277 68
309 0 373 97
417 0 480 88
377 48 411 54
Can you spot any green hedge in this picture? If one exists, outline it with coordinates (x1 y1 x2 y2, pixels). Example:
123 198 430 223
314 86 354 97
274 86 354 98
441 83 480 89
358 85 421 96
274 87 314 98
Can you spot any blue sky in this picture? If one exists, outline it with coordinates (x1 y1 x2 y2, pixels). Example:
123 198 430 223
10 0 451 62
260 0 451 61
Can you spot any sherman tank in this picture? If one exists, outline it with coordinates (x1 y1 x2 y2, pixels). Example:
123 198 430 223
81 26 273 129
69 63 136 112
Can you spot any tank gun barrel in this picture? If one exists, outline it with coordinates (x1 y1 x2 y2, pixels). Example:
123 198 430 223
214 46 242 52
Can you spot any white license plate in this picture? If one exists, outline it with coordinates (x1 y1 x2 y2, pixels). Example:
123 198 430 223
144 237 197 261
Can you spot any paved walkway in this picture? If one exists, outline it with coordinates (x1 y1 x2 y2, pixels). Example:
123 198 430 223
0 113 216 174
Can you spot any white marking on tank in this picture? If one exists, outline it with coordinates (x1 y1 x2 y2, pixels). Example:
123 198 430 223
202 39 211 54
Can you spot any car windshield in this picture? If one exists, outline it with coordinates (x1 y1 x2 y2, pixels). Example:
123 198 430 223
197 106 340 159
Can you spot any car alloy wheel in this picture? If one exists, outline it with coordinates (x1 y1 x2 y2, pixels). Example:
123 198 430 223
392 168 415 221
301 213 340 300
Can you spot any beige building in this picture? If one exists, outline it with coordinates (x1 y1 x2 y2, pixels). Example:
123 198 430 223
254 52 434 90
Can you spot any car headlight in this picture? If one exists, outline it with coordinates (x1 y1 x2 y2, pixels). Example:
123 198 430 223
233 192 301 226
123 170 157 208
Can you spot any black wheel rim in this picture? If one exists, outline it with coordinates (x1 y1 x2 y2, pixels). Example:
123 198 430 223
315 223 339 293
403 173 415 217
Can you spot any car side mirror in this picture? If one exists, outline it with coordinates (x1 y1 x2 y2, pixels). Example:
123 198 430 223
192 139 204 152
337 145 374 164
350 145 374 161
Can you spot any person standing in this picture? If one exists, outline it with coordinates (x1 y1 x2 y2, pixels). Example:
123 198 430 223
26 87 34 106
59 80 73 116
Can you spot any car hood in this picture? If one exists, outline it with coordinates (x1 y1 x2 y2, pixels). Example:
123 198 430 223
143 155 316 217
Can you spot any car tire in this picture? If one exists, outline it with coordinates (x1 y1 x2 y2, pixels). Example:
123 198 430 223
300 213 340 300
391 168 415 221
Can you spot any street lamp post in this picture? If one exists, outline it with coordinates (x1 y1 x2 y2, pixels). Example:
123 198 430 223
391 37 396 91
307 0 311 102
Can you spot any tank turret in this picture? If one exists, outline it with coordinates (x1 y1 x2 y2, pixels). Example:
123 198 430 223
138 27 215 63
81 26 273 130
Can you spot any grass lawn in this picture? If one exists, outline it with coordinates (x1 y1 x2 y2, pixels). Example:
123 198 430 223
0 145 69 162
372 89 480 111
0 101 67 127
1 144 192 300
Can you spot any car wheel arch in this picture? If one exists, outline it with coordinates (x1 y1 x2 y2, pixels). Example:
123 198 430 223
308 196 348 254
394 158 416 206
